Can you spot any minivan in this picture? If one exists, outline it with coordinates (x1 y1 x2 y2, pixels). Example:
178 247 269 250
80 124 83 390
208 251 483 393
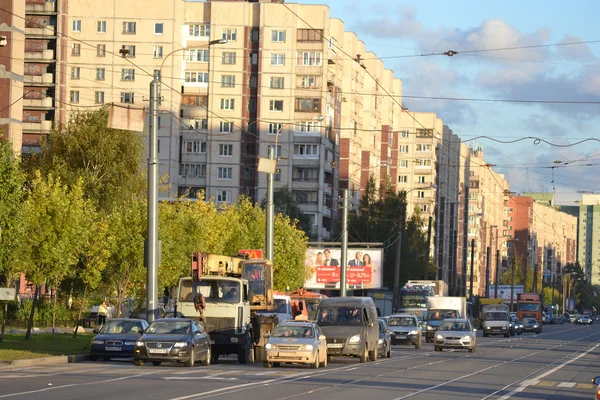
316 297 379 363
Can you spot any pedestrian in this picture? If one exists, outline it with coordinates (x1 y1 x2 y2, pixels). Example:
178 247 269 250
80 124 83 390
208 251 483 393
194 292 207 327
98 301 108 326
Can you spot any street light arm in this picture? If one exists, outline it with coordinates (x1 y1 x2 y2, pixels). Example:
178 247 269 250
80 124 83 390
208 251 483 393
159 39 228 72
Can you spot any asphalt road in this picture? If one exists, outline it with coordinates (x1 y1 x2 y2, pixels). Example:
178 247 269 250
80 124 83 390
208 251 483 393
1 323 599 400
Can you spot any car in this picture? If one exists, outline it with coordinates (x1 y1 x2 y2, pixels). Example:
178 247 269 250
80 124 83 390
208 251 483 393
134 318 211 367
570 314 579 324
129 305 166 319
510 315 522 335
162 310 185 318
591 376 600 399
552 314 565 324
434 318 476 353
263 320 327 368
377 319 392 358
521 317 541 334
386 314 422 349
580 315 593 325
89 318 148 361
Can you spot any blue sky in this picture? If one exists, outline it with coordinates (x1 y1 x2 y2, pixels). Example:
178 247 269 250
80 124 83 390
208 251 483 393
298 0 600 204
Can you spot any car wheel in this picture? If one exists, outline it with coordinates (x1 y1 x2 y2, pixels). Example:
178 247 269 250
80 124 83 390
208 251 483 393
320 352 328 368
387 346 392 358
263 361 272 368
211 350 219 364
369 347 377 362
359 346 368 363
201 346 211 366
327 355 333 363
152 361 161 366
134 359 144 367
310 351 319 369
184 348 196 367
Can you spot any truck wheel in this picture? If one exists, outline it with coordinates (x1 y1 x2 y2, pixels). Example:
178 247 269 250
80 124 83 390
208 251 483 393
211 350 219 364
255 346 264 362
369 347 377 362
134 359 144 366
359 346 368 363
263 361 272 368
238 344 251 364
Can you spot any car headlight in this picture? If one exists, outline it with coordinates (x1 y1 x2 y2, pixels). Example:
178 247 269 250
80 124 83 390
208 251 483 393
509 324 512 327
265 343 273 349
92 340 104 345
409 330 419 335
427 325 434 330
124 342 136 346
349 334 361 343
486 326 491 329
136 341 145 347
378 338 384 344
174 342 188 348
533 324 539 328
436 334 444 340
462 336 471 341
304 344 314 351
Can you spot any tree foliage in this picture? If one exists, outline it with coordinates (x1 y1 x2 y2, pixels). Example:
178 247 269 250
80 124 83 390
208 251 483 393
261 186 312 235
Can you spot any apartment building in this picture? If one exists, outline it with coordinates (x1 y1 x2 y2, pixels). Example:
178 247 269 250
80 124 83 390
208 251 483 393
456 142 472 296
570 194 600 284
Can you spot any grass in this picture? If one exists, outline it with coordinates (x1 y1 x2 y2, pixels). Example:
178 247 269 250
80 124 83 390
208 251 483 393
0 333 93 362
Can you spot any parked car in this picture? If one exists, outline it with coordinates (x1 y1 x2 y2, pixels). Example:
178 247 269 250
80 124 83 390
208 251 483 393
521 318 541 334
434 319 476 353
263 320 327 368
387 314 422 349
134 318 211 367
377 319 392 358
510 315 522 335
89 318 148 361
580 315 593 325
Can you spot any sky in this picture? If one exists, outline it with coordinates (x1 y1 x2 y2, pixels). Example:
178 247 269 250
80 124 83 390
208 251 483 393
298 0 600 205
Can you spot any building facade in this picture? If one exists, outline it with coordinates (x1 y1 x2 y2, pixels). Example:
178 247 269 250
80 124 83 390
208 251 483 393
574 194 600 285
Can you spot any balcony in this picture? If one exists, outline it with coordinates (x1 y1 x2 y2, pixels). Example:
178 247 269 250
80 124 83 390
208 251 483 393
24 49 54 61
25 26 56 37
24 73 54 85
23 97 53 109
25 1 57 14
23 120 52 133
327 70 335 87
321 228 331 240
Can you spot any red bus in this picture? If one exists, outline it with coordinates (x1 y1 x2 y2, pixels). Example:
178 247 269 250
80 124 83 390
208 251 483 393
517 293 542 326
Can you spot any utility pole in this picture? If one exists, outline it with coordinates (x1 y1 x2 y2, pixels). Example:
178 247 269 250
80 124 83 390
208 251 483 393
510 258 515 312
266 146 275 262
551 274 555 312
423 215 432 280
485 246 491 298
533 263 538 294
392 200 405 313
146 71 160 323
340 189 348 297
469 239 475 299
494 249 500 299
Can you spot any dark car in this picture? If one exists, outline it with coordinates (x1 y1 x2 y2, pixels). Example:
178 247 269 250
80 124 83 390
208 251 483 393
377 319 392 358
134 318 211 367
162 310 185 318
89 318 148 361
510 315 522 335
387 314 422 349
521 318 541 334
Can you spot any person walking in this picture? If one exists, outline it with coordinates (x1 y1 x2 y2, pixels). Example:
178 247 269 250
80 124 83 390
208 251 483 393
98 301 108 326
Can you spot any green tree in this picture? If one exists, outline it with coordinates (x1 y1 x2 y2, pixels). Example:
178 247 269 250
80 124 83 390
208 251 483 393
261 186 311 235
16 173 91 339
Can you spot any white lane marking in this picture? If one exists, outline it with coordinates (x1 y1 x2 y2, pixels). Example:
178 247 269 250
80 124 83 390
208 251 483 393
496 343 600 400
254 371 282 376
557 382 577 388
173 369 242 376
164 377 238 381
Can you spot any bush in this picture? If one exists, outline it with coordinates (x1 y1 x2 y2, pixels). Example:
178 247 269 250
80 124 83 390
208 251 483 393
14 297 77 327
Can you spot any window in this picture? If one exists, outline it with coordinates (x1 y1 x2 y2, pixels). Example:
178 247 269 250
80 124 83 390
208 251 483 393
416 144 431 151
153 46 163 58
271 30 285 42
270 77 284 89
120 92 135 104
399 145 409 153
221 75 235 87
179 163 206 178
219 144 233 156
398 175 407 183
274 169 281 182
293 190 318 204
421 204 430 212
298 75 319 88
72 20 81 32
418 176 426 184
70 90 79 103
95 91 104 104
220 121 233 133
97 21 106 33
249 76 257 88
294 144 319 157
295 98 320 112
192 119 208 131
417 191 425 198
416 159 432 167
293 168 318 181
250 53 258 65
122 45 135 57
271 53 285 66
297 29 323 42
269 100 283 112
220 98 235 110
297 52 322 66
250 29 259 42
188 24 209 37
185 72 209 83
121 68 135 81
218 167 232 180
122 21 136 34
71 43 81 56
97 44 106 57
222 52 236 65
186 49 209 62
71 67 80 79
268 123 282 135
248 99 256 112
96 68 105 80
294 121 320 132
267 145 282 157
399 130 409 138
154 23 163 35
216 190 231 203
399 160 408 168
222 29 237 41
183 141 206 154
416 129 433 137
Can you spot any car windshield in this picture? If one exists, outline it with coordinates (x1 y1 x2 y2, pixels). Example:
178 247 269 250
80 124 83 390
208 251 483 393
524 318 537 324
146 321 190 335
317 307 363 325
100 320 143 334
271 325 314 338
388 317 416 326
438 321 469 331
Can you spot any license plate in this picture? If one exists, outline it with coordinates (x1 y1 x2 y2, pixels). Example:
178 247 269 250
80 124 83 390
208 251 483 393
148 349 168 354
327 343 343 348
105 346 121 351
395 335 406 339
210 340 215 345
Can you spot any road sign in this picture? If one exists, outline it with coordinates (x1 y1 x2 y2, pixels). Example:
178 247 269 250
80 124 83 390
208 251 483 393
239 249 263 259
543 270 551 280
0 288 16 301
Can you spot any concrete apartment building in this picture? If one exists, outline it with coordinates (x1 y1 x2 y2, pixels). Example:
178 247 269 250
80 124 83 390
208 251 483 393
571 194 600 285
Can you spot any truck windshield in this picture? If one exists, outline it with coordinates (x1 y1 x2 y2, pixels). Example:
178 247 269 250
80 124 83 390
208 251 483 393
317 307 363 326
179 280 241 303
484 312 507 321
399 292 428 308
274 299 288 313
519 303 541 312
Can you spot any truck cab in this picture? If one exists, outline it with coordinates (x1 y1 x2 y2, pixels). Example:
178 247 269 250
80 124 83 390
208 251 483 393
256 294 293 324
481 304 511 337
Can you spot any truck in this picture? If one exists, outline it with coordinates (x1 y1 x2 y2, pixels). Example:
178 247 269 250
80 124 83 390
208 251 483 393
517 293 542 330
175 252 278 364
481 304 511 337
287 289 328 320
256 294 293 324
397 280 449 321
477 298 504 327
424 296 466 343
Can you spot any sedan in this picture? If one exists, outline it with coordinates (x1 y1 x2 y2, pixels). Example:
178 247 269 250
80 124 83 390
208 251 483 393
89 318 148 361
134 318 211 367
377 319 392 358
591 376 600 399
264 321 327 368
581 315 593 325
434 319 476 353
521 318 541 334
510 316 522 335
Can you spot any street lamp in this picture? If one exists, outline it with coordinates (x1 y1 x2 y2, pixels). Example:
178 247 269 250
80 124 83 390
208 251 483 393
145 39 227 323
509 238 520 312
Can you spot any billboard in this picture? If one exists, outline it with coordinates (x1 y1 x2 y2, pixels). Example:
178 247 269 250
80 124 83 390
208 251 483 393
304 248 383 290
489 285 524 302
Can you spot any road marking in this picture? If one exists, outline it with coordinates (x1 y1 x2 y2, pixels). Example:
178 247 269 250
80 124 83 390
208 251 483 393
557 382 576 388
537 381 556 387
577 383 594 389
164 376 238 381
254 371 282 376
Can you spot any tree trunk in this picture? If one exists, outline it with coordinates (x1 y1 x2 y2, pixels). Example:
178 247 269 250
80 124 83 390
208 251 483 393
52 284 57 337
25 285 40 341
73 285 87 338
0 301 7 342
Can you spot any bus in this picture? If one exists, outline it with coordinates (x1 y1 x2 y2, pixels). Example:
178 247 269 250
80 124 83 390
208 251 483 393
517 293 542 326
397 284 436 320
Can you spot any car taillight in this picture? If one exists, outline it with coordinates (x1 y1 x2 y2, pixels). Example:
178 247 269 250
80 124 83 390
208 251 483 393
596 387 600 400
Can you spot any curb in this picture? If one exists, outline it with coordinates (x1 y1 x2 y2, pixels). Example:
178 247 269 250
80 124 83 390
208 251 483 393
2 354 89 369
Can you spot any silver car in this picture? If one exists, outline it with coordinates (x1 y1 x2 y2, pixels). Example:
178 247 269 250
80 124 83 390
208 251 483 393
434 318 477 353
264 321 327 369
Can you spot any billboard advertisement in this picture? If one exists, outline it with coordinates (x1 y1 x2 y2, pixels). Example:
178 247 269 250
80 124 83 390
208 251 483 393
489 285 524 302
304 248 383 290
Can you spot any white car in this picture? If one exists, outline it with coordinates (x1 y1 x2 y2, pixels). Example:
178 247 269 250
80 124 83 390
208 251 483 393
434 318 477 353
